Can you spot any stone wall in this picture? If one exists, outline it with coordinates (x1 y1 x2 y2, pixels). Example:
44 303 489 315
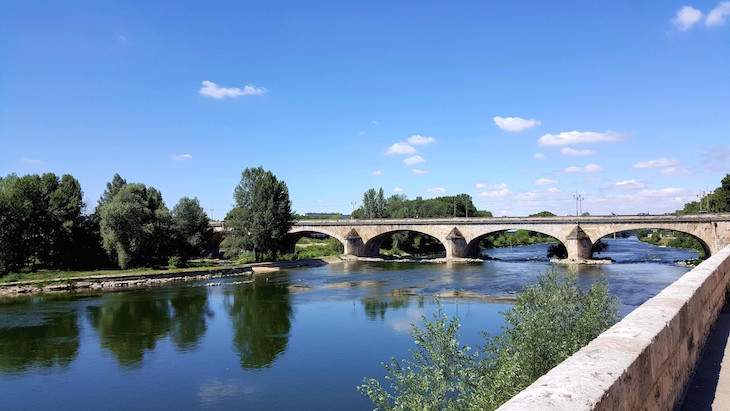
497 245 730 411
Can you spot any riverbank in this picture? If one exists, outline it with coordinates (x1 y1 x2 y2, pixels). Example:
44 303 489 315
0 258 340 298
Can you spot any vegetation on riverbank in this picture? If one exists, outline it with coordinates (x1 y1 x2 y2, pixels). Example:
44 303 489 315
636 229 705 258
0 261 242 286
0 172 213 275
359 268 620 410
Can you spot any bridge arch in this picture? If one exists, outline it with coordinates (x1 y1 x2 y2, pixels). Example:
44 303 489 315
363 229 447 258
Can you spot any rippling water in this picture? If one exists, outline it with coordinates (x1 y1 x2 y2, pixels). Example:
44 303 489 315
0 237 698 410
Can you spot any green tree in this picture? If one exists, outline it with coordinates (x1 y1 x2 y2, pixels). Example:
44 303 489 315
97 173 127 211
0 173 84 273
529 211 556 217
360 188 388 218
171 197 211 261
99 183 172 268
225 167 294 262
359 269 619 410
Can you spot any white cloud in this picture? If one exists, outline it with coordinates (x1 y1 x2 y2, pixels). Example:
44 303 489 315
561 147 597 156
427 187 446 194
372 170 384 176
535 178 559 186
615 179 646 190
673 6 704 30
707 2 730 26
493 116 541 132
412 169 428 175
19 157 42 166
475 182 488 189
538 130 622 147
386 142 417 155
371 119 379 126
393 187 404 193
633 157 680 169
546 187 561 193
479 183 512 198
199 80 267 99
533 153 546 160
660 167 691 175
407 135 436 145
172 154 192 161
638 187 688 199
403 155 425 165
564 164 603 173
358 130 366 137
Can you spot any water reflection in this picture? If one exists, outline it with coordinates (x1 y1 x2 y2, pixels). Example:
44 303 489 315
170 287 213 351
87 293 172 367
361 296 410 321
224 279 293 369
0 301 79 373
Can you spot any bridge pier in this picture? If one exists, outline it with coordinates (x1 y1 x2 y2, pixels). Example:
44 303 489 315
564 225 593 260
444 228 472 259
344 229 371 257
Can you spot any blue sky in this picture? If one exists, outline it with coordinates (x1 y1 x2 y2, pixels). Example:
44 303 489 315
1 1 729 218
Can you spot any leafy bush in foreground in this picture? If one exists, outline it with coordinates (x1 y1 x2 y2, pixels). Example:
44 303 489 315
358 268 619 411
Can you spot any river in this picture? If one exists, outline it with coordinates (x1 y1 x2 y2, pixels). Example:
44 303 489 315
0 237 698 410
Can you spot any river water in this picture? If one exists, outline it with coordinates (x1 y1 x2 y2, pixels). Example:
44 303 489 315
0 237 698 410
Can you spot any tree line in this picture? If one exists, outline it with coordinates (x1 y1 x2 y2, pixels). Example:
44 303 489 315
352 188 493 219
0 172 211 274
677 174 730 214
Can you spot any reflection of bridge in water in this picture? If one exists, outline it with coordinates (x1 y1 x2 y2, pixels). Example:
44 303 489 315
287 214 730 260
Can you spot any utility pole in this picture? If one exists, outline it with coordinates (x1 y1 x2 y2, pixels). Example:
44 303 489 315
573 192 584 216
351 200 356 216
698 191 704 213
209 208 214 221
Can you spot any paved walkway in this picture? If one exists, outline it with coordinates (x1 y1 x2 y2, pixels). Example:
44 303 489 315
680 302 730 410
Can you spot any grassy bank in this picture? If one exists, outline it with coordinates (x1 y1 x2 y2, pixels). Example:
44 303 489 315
0 263 246 286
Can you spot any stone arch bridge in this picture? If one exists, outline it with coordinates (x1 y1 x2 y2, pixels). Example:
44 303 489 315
287 214 730 260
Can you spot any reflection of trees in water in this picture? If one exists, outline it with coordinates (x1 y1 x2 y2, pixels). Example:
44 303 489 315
362 297 410 321
170 287 213 351
88 293 172 367
88 288 214 367
224 280 292 369
0 305 79 372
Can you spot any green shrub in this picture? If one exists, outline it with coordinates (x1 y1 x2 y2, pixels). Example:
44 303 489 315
359 268 620 410
167 256 187 268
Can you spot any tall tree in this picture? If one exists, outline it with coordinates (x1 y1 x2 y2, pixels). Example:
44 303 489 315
225 167 293 262
97 173 127 210
0 173 84 273
99 183 172 268
171 197 211 260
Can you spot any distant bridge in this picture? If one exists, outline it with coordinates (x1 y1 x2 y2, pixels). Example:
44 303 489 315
288 214 730 260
